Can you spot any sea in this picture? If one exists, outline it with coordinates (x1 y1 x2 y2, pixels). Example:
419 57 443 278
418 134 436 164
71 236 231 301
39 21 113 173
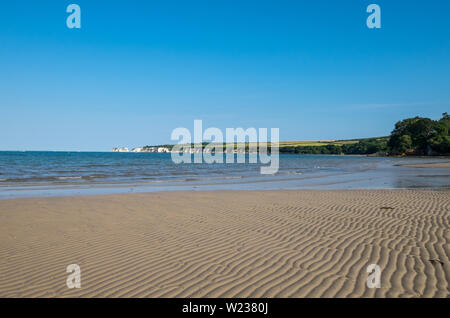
0 151 449 199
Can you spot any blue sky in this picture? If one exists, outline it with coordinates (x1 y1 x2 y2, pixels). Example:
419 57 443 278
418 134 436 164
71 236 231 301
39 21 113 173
1 0 449 151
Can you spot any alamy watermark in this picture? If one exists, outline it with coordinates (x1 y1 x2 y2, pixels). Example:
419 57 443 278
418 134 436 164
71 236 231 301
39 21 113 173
170 120 279 174
367 4 381 29
65 4 380 30
66 264 81 289
366 264 381 288
66 4 81 29
64 262 381 290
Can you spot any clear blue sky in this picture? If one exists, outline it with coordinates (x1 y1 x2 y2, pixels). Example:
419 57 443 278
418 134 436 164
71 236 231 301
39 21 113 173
1 0 449 151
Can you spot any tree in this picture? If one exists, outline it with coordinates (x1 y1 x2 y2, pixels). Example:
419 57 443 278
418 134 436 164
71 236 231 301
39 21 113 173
397 135 412 154
439 112 449 136
388 114 450 155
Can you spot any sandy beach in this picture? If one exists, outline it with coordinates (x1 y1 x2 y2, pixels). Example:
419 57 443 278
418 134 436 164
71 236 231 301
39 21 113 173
0 190 448 298
399 162 450 168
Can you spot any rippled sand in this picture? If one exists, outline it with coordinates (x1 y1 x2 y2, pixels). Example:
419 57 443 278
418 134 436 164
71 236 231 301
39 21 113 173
0 190 448 297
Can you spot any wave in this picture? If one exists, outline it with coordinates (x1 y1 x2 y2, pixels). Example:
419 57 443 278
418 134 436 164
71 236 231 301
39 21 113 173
279 171 303 176
2 174 110 183
180 176 244 182
81 174 109 180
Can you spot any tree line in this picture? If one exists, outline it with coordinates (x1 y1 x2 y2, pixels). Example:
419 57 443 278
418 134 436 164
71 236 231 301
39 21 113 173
387 113 449 155
279 113 449 156
147 113 449 156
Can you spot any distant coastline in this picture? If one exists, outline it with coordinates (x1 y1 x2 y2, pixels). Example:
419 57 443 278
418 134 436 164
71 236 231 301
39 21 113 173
119 113 449 157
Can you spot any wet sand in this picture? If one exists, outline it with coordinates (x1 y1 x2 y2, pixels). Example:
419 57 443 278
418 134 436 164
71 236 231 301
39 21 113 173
399 162 450 168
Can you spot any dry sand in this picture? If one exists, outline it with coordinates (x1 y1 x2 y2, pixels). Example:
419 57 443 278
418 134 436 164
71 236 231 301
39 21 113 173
0 190 448 298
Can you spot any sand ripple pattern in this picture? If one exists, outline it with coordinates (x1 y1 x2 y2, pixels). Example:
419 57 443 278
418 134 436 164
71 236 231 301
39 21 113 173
0 190 448 297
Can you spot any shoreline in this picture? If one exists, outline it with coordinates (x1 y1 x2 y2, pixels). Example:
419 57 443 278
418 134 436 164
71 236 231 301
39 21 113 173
396 162 450 168
1 186 449 201
1 152 449 199
1 171 450 200
0 189 448 297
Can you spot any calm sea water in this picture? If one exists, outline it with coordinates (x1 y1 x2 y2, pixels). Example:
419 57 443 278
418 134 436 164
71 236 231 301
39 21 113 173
0 151 449 198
